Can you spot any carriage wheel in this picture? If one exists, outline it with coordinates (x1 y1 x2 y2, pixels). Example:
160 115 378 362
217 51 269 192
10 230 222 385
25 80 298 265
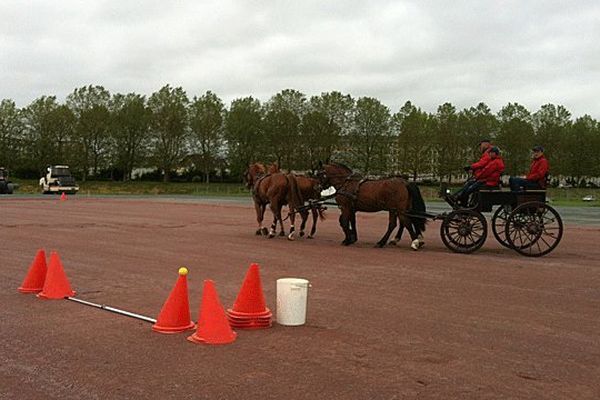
491 206 511 248
505 201 563 257
440 210 488 254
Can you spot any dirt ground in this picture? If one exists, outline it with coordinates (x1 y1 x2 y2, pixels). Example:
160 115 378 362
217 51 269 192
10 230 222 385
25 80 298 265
1 197 599 400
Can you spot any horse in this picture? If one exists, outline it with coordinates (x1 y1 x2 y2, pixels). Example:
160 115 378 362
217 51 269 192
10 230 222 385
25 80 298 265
243 162 303 238
315 162 426 249
266 163 326 240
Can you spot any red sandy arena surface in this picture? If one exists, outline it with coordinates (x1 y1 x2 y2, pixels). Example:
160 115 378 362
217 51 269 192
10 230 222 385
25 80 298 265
1 197 599 399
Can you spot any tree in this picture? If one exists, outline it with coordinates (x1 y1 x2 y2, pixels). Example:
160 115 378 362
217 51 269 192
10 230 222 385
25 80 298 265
433 103 462 181
110 93 151 181
189 91 225 183
564 115 598 182
496 103 534 175
392 101 433 180
458 102 498 161
301 91 354 168
20 96 75 174
147 85 189 182
224 97 264 178
532 104 571 177
345 97 391 174
66 85 112 180
0 99 23 170
263 89 306 169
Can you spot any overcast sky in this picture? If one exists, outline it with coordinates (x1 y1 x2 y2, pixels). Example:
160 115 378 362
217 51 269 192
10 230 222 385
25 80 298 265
1 0 599 117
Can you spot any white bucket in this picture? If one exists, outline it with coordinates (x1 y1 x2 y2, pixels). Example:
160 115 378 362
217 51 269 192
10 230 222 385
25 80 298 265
276 278 310 326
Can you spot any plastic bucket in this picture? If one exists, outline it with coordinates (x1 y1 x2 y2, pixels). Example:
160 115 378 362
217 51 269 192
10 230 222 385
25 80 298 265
276 278 310 326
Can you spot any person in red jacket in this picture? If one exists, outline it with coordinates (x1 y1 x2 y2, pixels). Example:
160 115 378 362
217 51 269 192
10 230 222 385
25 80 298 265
509 146 549 191
452 146 504 205
465 139 493 176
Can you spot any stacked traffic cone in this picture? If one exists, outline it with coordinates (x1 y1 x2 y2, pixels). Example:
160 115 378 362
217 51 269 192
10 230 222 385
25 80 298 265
188 280 237 345
226 263 272 329
152 267 195 334
37 251 76 299
60 192 67 201
18 249 48 293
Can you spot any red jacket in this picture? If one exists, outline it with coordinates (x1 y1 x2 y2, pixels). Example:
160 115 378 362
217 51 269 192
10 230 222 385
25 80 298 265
471 148 492 171
476 156 505 186
526 156 549 188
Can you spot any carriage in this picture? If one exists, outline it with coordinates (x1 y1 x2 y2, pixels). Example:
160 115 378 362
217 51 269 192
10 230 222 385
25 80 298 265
433 187 563 257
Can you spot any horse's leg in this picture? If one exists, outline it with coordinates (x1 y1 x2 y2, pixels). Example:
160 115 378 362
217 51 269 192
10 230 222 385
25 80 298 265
348 210 358 244
402 216 422 250
268 201 279 238
339 209 353 245
255 201 265 235
389 217 404 245
376 211 398 248
298 209 308 237
307 208 317 239
277 204 286 237
287 207 296 241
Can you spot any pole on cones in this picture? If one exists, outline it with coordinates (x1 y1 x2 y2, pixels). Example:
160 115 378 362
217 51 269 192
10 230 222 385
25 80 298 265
37 251 75 299
152 267 195 333
188 280 236 345
18 249 48 293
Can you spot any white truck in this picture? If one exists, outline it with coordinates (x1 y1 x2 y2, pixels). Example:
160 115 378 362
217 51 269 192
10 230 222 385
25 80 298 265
39 165 79 194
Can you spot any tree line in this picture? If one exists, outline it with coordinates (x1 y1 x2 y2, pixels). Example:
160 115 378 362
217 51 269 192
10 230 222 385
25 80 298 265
1 85 599 185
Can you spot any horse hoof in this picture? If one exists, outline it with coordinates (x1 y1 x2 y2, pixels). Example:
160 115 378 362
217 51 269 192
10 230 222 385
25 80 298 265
261 227 269 236
255 229 263 236
375 243 385 248
411 239 420 250
299 231 305 237
307 235 314 239
279 231 286 237
388 240 398 246
287 234 295 241
418 240 425 248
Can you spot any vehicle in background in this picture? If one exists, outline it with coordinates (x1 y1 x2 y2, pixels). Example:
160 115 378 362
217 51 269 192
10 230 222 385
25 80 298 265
39 165 79 194
582 195 596 202
0 168 15 194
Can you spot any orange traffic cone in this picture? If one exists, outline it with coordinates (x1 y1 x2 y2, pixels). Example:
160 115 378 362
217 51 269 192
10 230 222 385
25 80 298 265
18 249 48 293
226 263 272 329
60 192 67 201
37 251 75 299
188 280 237 345
231 263 269 314
152 267 195 334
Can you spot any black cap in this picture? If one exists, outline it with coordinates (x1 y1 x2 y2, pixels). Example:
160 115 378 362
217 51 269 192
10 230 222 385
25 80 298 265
479 139 491 145
489 146 500 154
532 145 544 152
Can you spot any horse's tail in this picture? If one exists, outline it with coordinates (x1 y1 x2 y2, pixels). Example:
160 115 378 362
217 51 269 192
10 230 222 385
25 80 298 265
286 173 304 212
407 182 427 235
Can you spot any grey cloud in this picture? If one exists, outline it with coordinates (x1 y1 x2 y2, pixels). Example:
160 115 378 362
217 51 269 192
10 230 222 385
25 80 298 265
1 0 598 117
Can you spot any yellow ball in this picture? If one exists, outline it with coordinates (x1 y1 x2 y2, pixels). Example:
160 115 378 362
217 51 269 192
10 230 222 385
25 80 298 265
178 267 188 276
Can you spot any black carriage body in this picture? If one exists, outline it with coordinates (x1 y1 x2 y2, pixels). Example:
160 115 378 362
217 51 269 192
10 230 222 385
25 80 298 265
476 189 547 213
439 189 563 257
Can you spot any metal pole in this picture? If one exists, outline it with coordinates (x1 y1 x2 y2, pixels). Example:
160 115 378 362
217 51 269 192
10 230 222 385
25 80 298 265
66 296 157 324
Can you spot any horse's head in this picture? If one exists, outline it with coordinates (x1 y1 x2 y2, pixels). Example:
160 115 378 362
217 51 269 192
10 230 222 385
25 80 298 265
243 162 266 189
314 161 352 189
267 162 280 174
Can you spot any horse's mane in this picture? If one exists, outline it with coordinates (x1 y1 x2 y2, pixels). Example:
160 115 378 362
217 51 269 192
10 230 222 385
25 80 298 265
328 161 353 173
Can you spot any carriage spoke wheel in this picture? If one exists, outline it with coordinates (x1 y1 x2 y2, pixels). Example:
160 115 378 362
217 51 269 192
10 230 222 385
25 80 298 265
491 205 511 248
505 201 563 257
440 210 488 254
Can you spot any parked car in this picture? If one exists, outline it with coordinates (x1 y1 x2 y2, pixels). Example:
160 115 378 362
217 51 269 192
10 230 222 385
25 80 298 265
39 165 79 194
582 195 596 202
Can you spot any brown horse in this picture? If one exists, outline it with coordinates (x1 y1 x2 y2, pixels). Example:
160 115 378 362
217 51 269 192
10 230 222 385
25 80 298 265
315 162 426 248
243 162 305 238
265 163 326 240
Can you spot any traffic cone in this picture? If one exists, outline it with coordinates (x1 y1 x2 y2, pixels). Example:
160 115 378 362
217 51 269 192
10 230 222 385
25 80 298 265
152 267 195 334
60 192 67 201
37 251 75 299
226 263 272 329
188 280 237 345
231 263 268 314
18 249 48 293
